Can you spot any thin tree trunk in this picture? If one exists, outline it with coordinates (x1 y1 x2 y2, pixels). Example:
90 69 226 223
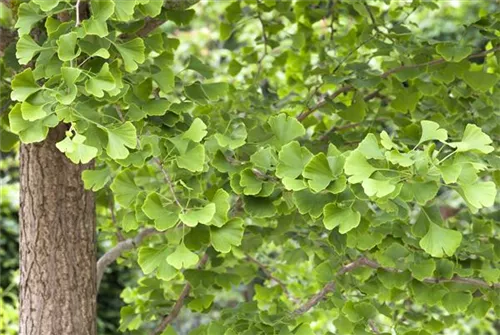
19 123 96 335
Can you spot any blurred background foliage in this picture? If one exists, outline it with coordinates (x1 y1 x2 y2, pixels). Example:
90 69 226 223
1 0 500 334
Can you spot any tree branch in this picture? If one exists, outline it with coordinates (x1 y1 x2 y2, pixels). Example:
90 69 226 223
0 27 17 56
246 254 290 296
153 158 184 211
297 46 500 122
96 228 160 289
152 253 209 335
319 117 387 141
294 257 499 315
363 2 394 43
293 282 335 315
75 0 81 26
297 85 352 121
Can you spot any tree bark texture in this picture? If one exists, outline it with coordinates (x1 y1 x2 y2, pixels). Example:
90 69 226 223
19 123 96 335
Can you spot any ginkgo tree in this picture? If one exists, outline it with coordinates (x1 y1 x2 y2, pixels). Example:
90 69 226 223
0 0 499 334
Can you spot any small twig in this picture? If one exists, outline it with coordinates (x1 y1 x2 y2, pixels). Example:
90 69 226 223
294 282 335 315
108 196 125 241
152 253 209 335
115 105 125 122
75 0 81 26
246 254 289 295
257 11 268 57
96 228 160 289
296 46 500 122
332 36 374 74
297 85 352 121
153 158 184 212
364 89 385 102
0 99 13 117
368 320 380 334
364 2 394 43
319 117 386 141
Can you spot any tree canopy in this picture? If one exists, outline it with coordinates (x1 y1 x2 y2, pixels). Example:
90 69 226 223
1 0 500 334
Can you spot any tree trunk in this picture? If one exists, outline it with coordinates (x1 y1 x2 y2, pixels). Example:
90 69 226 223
19 123 96 335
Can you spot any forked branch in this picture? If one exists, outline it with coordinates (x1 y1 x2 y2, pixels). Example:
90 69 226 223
96 228 160 289
152 253 209 335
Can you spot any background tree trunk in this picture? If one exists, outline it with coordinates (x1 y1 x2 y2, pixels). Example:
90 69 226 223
19 123 96 335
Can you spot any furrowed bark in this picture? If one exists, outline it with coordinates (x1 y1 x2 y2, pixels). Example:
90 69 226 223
19 124 96 335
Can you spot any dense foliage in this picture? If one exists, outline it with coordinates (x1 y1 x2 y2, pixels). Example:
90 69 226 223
1 0 500 334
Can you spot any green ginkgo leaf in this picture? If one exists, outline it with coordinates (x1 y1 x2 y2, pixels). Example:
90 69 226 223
380 130 398 150
142 192 180 231
183 118 207 142
106 122 137 160
15 2 44 36
344 150 376 183
138 246 168 274
215 123 247 150
11 69 40 102
152 67 175 94
55 67 82 105
276 141 312 179
442 292 472 314
419 222 462 258
16 34 43 65
239 168 263 195
8 103 57 143
357 133 384 159
449 124 493 154
210 218 244 253
176 143 205 172
121 211 138 232
362 178 396 198
20 93 48 121
167 243 199 269
419 120 448 143
439 162 462 184
410 181 440 205
458 181 496 210
435 43 472 62
82 18 109 37
33 0 59 11
409 258 436 281
82 168 110 191
250 147 277 171
56 133 98 164
91 0 115 20
115 38 145 72
85 63 116 98
201 82 228 101
188 295 215 312
211 189 230 227
184 82 209 105
281 177 307 191
113 0 136 21
339 96 366 122
57 32 80 62
385 150 413 167
463 71 498 92
179 203 216 227
323 204 361 233
110 169 140 207
187 55 214 78
303 153 335 192
268 114 305 147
